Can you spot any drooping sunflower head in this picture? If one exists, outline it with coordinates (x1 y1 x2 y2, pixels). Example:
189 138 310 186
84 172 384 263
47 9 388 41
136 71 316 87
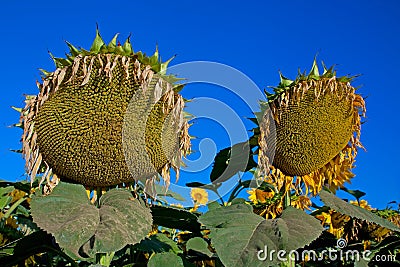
258 59 366 197
18 28 191 192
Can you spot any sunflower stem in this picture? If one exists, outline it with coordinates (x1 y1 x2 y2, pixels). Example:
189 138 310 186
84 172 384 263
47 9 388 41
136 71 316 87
283 191 291 209
215 190 225 206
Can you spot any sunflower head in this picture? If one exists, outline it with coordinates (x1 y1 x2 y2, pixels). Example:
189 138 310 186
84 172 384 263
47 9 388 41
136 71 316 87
258 59 366 196
18 28 191 192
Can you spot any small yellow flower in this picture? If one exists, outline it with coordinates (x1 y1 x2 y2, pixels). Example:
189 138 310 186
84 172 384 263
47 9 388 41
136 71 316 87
190 188 208 206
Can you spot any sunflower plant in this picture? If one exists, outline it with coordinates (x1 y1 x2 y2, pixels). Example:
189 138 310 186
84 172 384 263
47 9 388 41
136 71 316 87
0 30 399 267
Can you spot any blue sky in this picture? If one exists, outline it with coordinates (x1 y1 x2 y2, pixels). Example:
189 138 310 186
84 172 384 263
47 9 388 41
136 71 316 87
0 1 399 209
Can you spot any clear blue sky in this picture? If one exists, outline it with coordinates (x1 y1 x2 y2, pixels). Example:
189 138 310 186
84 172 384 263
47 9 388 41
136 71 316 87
0 1 399 209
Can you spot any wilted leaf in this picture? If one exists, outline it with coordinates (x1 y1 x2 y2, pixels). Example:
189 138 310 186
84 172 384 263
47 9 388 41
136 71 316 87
319 190 400 232
14 204 30 217
199 204 323 267
147 252 184 267
31 182 152 260
186 237 213 257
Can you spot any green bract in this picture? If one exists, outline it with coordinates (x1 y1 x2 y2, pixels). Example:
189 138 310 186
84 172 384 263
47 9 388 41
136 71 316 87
49 28 174 76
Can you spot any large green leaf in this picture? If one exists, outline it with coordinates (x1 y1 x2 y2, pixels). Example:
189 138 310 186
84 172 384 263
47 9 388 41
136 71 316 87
30 182 99 259
279 207 324 251
147 252 184 267
199 204 323 267
319 190 400 232
30 182 152 260
89 189 153 255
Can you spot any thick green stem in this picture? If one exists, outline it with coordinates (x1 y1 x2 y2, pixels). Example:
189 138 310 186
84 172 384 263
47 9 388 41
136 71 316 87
283 191 291 209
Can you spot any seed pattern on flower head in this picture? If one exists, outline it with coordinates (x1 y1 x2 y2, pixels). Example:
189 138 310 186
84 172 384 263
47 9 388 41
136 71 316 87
18 28 191 193
252 60 366 218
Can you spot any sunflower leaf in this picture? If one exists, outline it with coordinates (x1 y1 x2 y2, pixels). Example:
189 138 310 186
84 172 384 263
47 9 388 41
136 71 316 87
135 233 182 254
210 141 256 183
199 204 323 267
30 182 98 260
30 182 152 260
319 190 400 232
186 237 213 257
151 205 201 232
88 189 152 256
147 252 184 267
341 186 366 201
